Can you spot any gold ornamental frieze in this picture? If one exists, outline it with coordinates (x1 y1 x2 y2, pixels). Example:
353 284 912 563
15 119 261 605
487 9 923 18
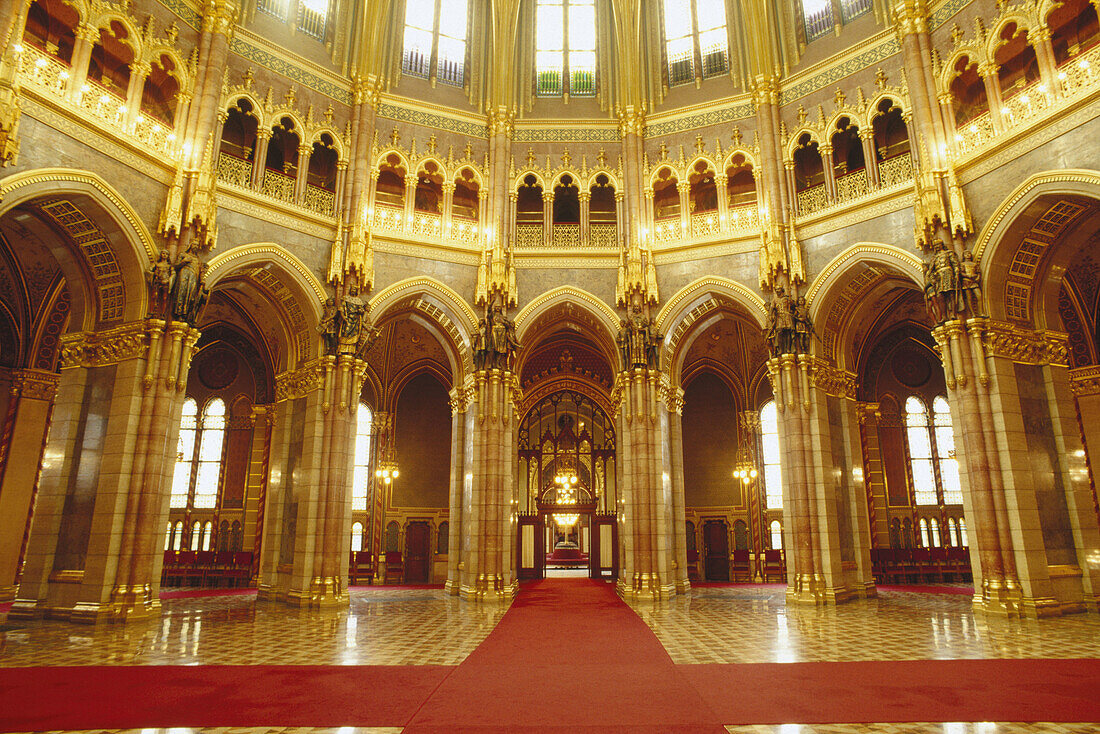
1070 365 1100 397
807 358 858 400
274 359 324 401
58 321 150 369
981 321 1070 366
9 369 62 401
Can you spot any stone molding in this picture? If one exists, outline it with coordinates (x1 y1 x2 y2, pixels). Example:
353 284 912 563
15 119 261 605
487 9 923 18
1070 365 1100 397
980 320 1070 366
274 358 323 401
58 321 151 369
9 369 61 401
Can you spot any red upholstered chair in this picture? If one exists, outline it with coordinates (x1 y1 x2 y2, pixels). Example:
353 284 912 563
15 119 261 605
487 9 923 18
352 551 374 585
731 549 752 581
162 550 180 586
227 551 253 587
383 551 403 584
686 549 700 582
762 549 785 582
176 551 202 586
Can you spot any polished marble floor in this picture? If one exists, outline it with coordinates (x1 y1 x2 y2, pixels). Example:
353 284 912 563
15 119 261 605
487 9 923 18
5 726 1100 734
630 586 1100 664
2 584 1099 733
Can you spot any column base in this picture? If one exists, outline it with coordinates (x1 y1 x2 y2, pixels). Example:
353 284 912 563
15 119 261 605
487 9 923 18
108 584 161 622
617 572 674 601
7 598 115 623
444 578 461 596
785 573 856 605
972 576 1030 617
306 576 349 609
0 584 16 603
458 573 515 602
7 598 45 620
674 578 692 595
256 582 280 601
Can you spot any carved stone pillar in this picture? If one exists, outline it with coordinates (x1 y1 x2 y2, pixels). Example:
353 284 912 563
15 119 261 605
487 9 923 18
11 319 200 622
453 369 517 601
945 320 1100 616
332 160 347 220
855 401 886 548
665 384 689 594
0 369 59 602
444 384 471 595
403 173 418 224
66 23 98 104
1070 366 1100 530
294 144 311 203
714 173 729 229
860 130 879 188
979 64 1005 133
441 180 455 237
578 191 591 247
258 355 366 608
251 129 271 190
766 355 876 604
542 190 554 245
124 61 150 130
182 0 236 171
1030 26 1062 95
820 145 837 203
676 180 690 234
614 370 677 600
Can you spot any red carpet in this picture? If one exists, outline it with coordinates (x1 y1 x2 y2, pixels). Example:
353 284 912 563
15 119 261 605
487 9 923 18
403 578 726 732
2 578 1100 731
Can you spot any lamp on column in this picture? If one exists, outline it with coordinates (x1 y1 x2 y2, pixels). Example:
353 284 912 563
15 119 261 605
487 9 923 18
376 460 400 484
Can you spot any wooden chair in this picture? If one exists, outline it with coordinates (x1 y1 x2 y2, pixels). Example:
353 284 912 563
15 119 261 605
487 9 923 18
686 549 700 582
383 551 403 584
762 549 785 581
731 549 752 581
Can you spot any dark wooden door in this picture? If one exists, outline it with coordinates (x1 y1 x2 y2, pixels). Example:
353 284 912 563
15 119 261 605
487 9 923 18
404 521 430 583
591 514 618 580
516 514 543 579
703 520 730 581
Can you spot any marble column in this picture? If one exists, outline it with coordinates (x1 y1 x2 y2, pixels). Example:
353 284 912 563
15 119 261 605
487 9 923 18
0 369 59 602
454 368 517 601
251 129 271 190
65 24 97 104
11 319 200 622
294 144 311 203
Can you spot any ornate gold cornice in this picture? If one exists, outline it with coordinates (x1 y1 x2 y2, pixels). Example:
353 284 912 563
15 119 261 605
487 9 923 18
1070 365 1100 397
9 369 61 401
488 107 515 138
981 320 1070 367
617 106 646 138
59 321 150 369
807 358 858 399
274 358 324 401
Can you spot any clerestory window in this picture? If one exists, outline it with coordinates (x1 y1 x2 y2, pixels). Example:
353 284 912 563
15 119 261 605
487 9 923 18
536 0 596 97
402 0 469 86
662 0 729 86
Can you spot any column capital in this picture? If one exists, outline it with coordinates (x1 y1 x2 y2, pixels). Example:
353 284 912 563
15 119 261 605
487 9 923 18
854 401 881 423
487 106 515 138
274 358 325 401
75 23 100 42
891 0 929 37
978 319 1070 366
201 0 240 37
8 369 61 401
542 191 555 203
1070 365 1100 397
59 320 157 369
617 105 646 137
750 75 780 107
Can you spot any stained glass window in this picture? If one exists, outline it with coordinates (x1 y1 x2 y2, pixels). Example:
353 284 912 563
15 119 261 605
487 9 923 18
802 0 834 41
402 0 468 85
536 0 596 97
190 521 201 551
193 399 226 510
662 0 728 86
352 403 373 512
298 0 329 39
170 398 198 509
958 517 968 547
906 396 937 506
761 400 783 510
930 517 941 547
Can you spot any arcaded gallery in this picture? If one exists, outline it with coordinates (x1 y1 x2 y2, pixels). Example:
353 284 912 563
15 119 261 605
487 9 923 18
0 0 1098 730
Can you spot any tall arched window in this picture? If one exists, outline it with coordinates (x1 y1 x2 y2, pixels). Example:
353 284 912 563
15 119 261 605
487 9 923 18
662 0 728 86
930 517 941 547
164 522 173 551
769 520 783 550
536 0 596 97
190 520 201 551
905 396 937 506
173 521 183 551
760 400 783 510
170 398 227 512
958 518 969 547
919 517 930 547
353 403 373 511
401 0 468 86
933 396 962 505
351 521 364 552
947 517 958 546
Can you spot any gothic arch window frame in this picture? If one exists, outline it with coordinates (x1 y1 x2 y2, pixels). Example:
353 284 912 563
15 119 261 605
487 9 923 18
903 394 961 509
401 0 471 87
659 0 729 87
535 0 597 98
759 399 783 510
170 397 229 546
352 402 374 512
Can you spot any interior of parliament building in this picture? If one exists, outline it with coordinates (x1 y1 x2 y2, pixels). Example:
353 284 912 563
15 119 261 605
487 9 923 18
1 0 1100 730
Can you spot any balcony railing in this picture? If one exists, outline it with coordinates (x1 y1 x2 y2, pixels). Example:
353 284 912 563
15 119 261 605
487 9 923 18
878 154 914 189
369 203 482 244
304 185 336 217
589 223 618 249
835 168 869 203
797 184 828 216
217 152 252 189
262 169 295 204
515 223 544 248
551 223 580 248
16 43 177 160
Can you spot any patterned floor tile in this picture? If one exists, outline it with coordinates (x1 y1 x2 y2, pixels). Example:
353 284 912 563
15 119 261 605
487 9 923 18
631 586 1100 664
725 725 1100 733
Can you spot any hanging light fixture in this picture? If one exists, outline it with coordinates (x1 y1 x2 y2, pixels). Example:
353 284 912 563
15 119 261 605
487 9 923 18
376 460 400 484
552 470 579 529
732 441 758 486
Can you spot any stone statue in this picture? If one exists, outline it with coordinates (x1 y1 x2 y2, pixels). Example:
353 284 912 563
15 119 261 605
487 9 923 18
338 287 368 355
924 238 961 324
474 317 489 371
318 296 339 355
189 281 210 326
171 246 203 322
958 250 983 317
148 249 174 319
629 306 649 368
794 296 816 354
765 286 797 356
487 304 520 370
616 319 630 371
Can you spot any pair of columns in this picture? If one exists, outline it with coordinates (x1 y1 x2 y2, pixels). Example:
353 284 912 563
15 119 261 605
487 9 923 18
10 319 200 622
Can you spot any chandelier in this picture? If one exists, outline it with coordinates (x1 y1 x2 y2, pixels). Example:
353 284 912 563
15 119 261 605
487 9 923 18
375 460 400 484
552 471 579 530
732 442 758 486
